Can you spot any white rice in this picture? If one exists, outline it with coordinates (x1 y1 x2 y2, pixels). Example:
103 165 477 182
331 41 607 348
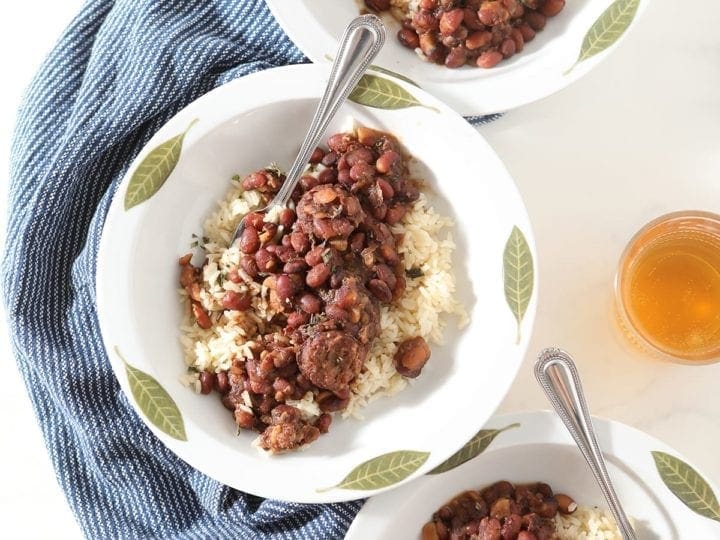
179 174 466 420
555 506 630 540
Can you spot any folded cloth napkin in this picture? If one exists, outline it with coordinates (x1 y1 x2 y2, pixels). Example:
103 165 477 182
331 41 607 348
5 1 497 538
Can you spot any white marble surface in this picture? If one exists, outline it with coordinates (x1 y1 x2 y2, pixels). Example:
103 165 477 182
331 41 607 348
0 0 718 538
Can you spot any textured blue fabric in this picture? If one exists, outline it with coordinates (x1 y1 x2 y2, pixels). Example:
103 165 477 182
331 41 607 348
5 1 497 538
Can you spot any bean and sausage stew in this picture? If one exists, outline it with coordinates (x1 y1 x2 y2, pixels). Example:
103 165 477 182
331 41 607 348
422 481 577 540
179 127 432 453
363 0 566 69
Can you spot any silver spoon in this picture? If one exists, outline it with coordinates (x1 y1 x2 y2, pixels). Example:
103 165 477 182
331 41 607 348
230 14 386 245
535 348 637 540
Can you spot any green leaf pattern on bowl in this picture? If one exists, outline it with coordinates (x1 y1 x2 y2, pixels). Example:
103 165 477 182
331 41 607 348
349 74 437 111
318 450 430 492
652 451 720 522
115 346 187 441
567 0 640 74
428 423 520 474
503 226 534 344
124 119 198 210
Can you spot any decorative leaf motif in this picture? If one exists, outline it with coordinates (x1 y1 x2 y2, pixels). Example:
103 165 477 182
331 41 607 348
652 451 720 522
428 423 520 474
349 74 437 111
115 347 187 441
567 0 640 74
124 119 198 210
503 226 534 344
318 450 429 492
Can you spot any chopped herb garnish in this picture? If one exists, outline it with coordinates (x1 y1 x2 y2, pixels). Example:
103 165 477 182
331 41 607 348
231 174 240 181
406 267 424 279
321 250 332 264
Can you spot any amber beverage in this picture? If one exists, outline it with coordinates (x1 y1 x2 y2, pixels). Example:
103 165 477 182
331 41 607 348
615 211 720 364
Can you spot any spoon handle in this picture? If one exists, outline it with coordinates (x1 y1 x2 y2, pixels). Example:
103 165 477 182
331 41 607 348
273 14 385 205
535 348 637 540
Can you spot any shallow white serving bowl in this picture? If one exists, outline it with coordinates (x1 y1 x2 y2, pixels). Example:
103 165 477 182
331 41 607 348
346 411 720 538
266 0 651 116
96 63 537 503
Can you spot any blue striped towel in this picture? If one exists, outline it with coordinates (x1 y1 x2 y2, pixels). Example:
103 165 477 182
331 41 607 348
5 1 496 538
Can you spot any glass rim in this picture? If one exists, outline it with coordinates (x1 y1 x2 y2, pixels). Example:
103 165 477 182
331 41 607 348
614 210 720 365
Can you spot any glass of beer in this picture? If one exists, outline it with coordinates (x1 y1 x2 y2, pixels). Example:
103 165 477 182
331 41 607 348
615 211 720 364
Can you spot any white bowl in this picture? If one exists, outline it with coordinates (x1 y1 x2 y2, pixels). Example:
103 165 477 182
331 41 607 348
346 411 720 538
96 63 537 503
266 0 651 115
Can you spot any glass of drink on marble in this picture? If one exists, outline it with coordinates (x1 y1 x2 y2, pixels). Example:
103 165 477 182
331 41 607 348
615 211 720 364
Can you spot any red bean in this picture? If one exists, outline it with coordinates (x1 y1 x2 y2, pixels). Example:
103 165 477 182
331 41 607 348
394 336 431 378
372 204 387 221
245 212 265 230
500 38 516 58
283 258 307 274
241 171 266 191
255 248 277 273
192 302 212 329
227 268 242 284
274 245 297 263
239 226 260 254
356 127 380 146
327 133 355 153
540 0 565 17
281 234 292 247
299 293 321 314
234 408 255 430
317 393 350 412
413 10 439 33
463 7 484 30
419 0 436 9
321 151 338 167
305 246 324 267
315 413 332 434
466 30 492 50
518 23 535 42
375 178 394 200
215 371 230 394
393 275 406 300
276 274 295 302
306 262 331 288
309 147 325 164
279 208 296 228
398 28 420 49
364 0 390 11
290 231 310 254
385 204 407 225
479 2 510 26
525 10 546 30
349 162 375 183
318 167 337 184
375 151 400 174
199 372 215 394
477 50 504 68
511 28 524 53
240 255 259 278
300 175 319 191
222 290 251 311
345 147 374 167
337 154 349 171
439 8 464 36
445 46 468 68
375 264 397 290
369 278 393 302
